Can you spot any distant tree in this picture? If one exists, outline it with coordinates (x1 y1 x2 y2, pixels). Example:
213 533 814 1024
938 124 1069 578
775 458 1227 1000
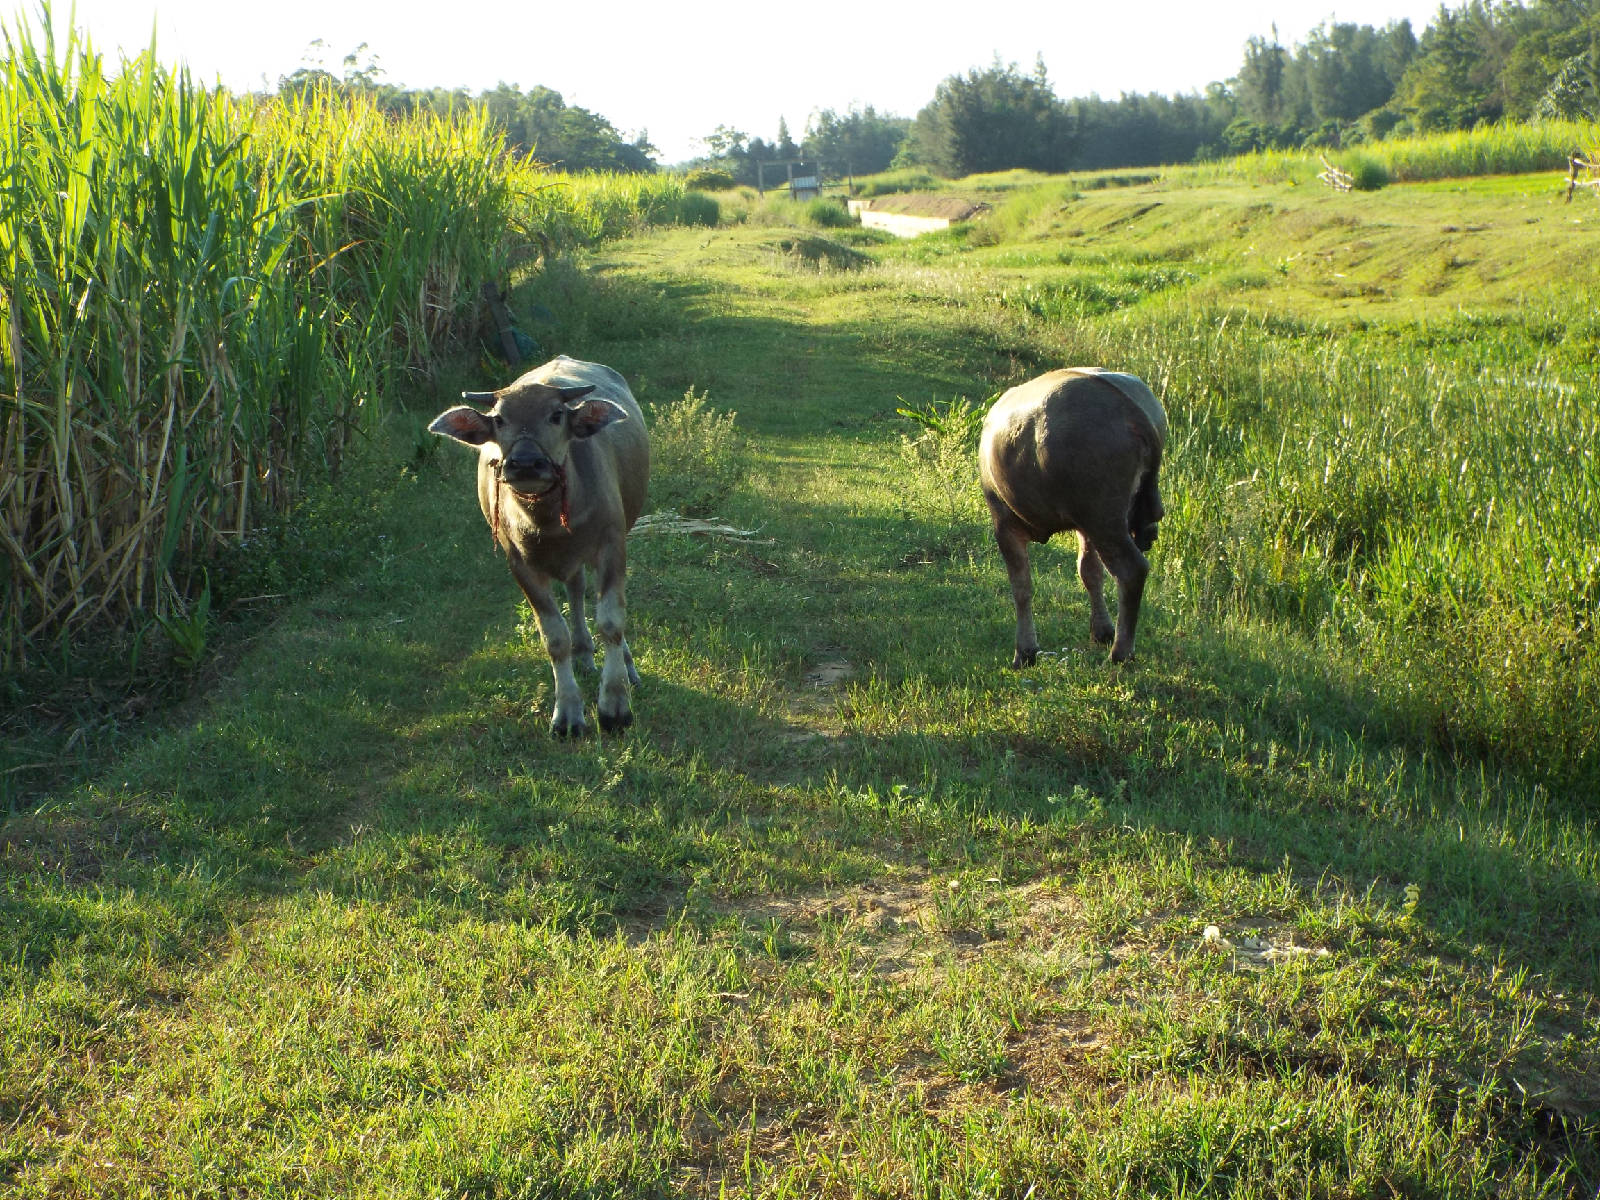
904 56 1075 176
774 116 800 161
699 126 749 161
373 84 474 117
1504 0 1600 118
478 84 656 172
1228 16 1418 145
695 126 769 186
746 136 779 181
1068 90 1233 169
278 39 357 100
1302 22 1405 123
802 105 909 175
1235 31 1292 125
1538 45 1600 118
276 40 405 105
1220 116 1279 154
1190 81 1242 159
612 133 659 173
1378 19 1421 90
1394 1 1521 130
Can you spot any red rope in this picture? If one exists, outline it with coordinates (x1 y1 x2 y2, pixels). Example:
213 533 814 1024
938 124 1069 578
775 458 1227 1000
492 462 569 548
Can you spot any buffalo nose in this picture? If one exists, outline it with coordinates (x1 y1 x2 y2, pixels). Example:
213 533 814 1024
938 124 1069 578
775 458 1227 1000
507 445 549 472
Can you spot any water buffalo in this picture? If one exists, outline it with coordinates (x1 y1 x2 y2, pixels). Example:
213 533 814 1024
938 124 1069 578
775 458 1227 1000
979 367 1167 666
430 356 650 736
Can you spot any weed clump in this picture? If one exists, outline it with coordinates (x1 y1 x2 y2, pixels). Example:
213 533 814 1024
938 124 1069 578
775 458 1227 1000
646 387 748 517
895 396 989 553
1346 154 1390 190
804 197 853 228
673 190 721 227
775 235 871 271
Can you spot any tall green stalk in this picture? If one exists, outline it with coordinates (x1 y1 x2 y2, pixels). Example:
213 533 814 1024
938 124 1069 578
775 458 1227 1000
0 8 522 668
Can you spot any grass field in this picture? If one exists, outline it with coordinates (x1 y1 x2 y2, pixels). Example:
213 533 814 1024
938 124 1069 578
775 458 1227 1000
3 168 1598 1196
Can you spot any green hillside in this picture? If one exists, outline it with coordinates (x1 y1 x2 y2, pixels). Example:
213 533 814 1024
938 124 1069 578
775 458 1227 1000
866 165 1600 319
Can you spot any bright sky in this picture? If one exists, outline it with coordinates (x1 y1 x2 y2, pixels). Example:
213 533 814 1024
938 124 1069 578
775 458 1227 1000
20 0 1450 163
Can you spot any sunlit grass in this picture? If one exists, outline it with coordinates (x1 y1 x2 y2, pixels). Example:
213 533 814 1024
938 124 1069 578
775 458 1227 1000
1175 118 1600 186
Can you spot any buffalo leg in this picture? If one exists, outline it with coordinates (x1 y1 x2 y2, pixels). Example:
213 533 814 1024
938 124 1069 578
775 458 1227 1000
563 566 596 673
1094 534 1150 663
1076 533 1115 646
593 546 636 732
509 553 588 737
993 514 1039 668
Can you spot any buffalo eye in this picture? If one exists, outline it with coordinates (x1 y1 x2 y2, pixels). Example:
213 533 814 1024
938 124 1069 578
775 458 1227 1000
548 410 564 425
491 413 505 427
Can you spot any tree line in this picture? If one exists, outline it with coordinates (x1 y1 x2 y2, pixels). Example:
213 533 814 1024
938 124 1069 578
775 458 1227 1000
879 0 1598 176
289 0 1598 179
273 43 658 173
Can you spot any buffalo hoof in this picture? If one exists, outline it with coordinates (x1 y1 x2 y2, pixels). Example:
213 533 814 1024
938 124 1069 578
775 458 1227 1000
551 713 590 739
598 708 634 734
1110 645 1136 665
1090 620 1115 646
1011 647 1039 669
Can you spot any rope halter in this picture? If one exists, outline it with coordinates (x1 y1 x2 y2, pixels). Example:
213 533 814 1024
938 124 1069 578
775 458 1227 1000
490 457 571 549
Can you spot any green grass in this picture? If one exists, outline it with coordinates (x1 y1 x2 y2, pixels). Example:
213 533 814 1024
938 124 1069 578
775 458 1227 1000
4 168 1599 1196
1168 119 1600 189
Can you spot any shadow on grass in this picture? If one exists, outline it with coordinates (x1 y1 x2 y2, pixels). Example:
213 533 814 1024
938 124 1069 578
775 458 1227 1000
7 448 1595 993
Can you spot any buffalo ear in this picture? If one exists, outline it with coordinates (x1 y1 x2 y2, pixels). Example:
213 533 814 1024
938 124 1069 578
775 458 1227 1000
429 405 495 445
566 397 628 438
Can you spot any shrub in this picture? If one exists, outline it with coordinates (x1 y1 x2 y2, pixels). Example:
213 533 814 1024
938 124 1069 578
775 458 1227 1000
804 197 853 228
676 190 721 227
1347 154 1389 191
646 387 748 517
684 167 736 191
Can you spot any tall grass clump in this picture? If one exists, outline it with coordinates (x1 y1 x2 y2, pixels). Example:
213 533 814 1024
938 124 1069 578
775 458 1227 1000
804 197 853 228
1345 153 1389 190
895 396 988 554
514 171 719 247
981 178 1082 241
1094 309 1600 790
1173 150 1317 188
1196 119 1600 188
251 87 517 371
0 10 518 670
1370 119 1599 181
645 387 748 517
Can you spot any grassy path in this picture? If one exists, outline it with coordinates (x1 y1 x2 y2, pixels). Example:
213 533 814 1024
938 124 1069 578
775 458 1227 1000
5 187 1599 1196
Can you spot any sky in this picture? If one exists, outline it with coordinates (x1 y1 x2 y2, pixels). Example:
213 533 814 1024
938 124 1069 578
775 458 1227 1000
17 0 1452 164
